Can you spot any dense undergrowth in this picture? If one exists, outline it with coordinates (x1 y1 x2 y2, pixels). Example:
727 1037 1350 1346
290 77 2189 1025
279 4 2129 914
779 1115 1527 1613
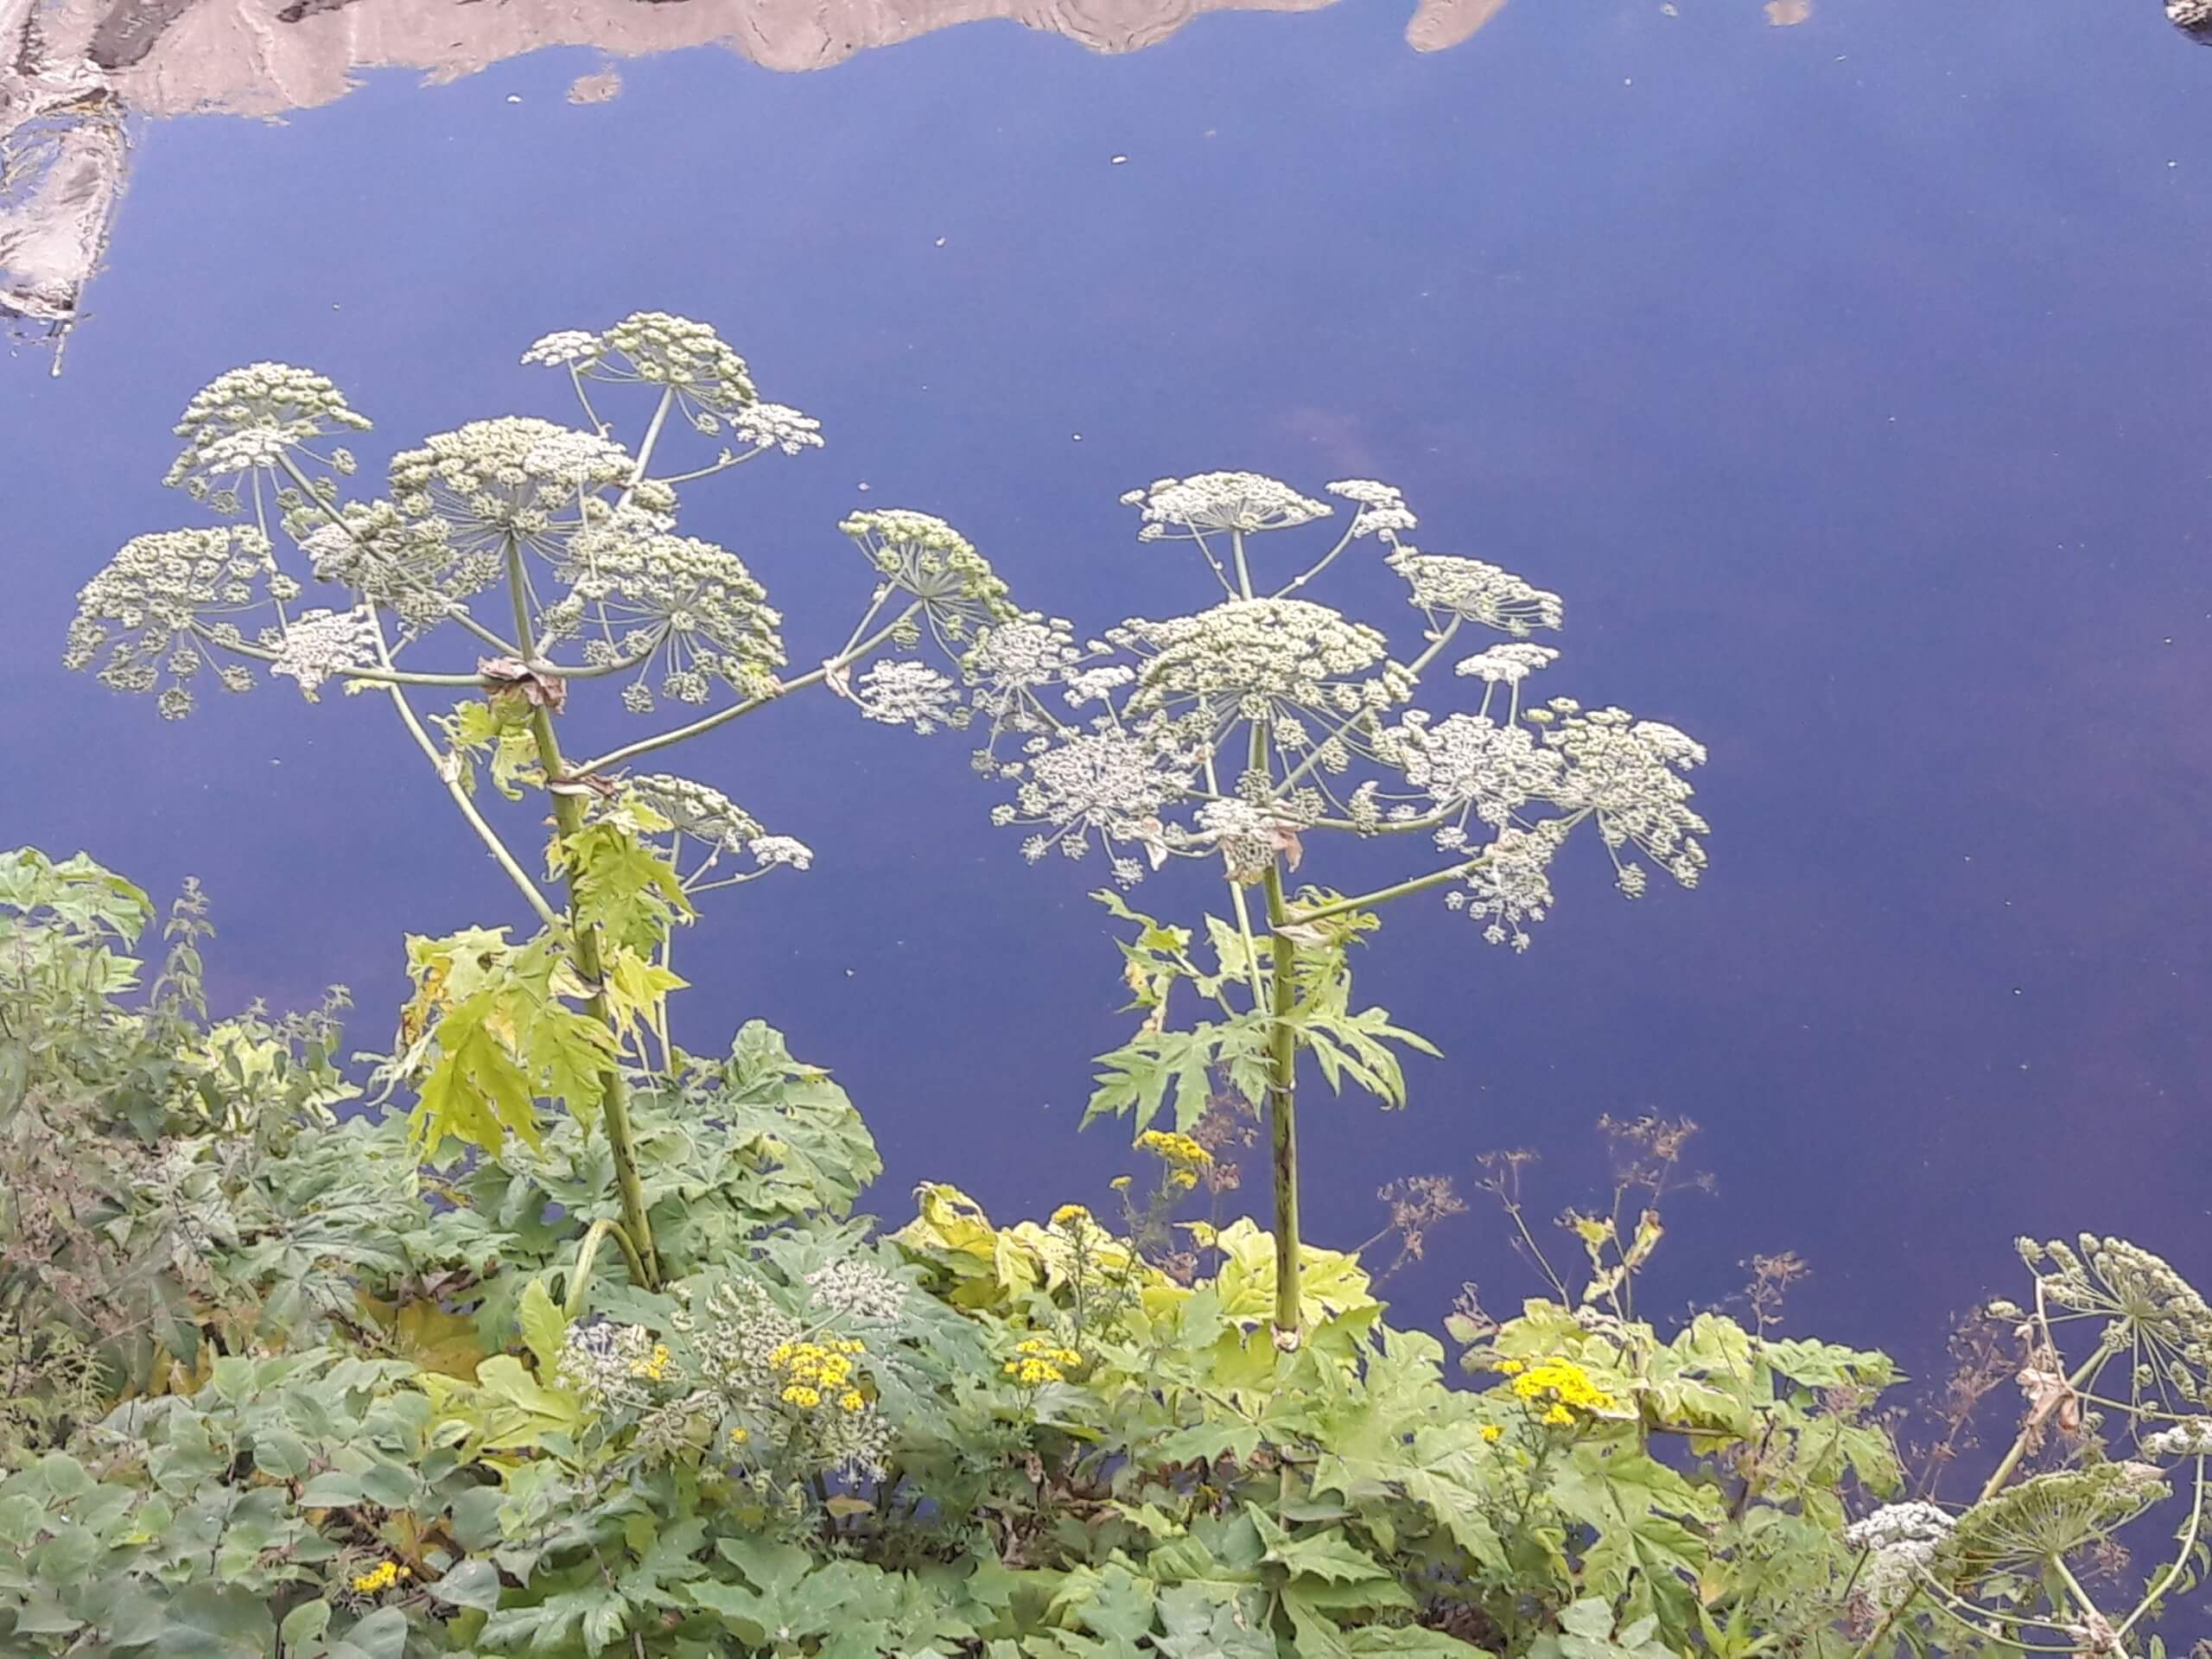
5 848 2210 1658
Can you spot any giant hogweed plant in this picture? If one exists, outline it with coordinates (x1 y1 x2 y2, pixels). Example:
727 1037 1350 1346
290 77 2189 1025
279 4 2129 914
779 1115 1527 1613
906 472 1709 1344
63 312 1017 1294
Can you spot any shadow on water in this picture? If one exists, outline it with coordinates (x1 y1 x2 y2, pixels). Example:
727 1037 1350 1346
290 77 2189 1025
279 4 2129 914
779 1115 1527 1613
0 0 1510 360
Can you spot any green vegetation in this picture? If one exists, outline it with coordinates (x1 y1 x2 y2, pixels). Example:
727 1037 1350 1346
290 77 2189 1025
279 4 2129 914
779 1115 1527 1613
14 314 2209 1655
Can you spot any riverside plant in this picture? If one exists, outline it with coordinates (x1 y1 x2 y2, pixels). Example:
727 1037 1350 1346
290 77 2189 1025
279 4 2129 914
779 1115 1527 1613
62 311 1019 1295
908 472 1710 1344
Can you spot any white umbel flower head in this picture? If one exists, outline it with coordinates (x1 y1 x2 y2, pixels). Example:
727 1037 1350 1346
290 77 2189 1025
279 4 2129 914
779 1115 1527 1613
747 836 814 871
839 509 1017 642
1379 711 1566 828
269 607 380 699
804 1258 908 1321
595 310 757 415
520 329 603 368
1446 820 1571 950
1844 1503 1955 1618
1387 547 1564 636
1325 480 1419 540
998 726 1198 874
730 402 825 456
1119 472 1332 541
853 660 963 734
1536 702 1709 890
164 362 371 500
1455 644 1560 684
65 526 287 718
1121 597 1414 725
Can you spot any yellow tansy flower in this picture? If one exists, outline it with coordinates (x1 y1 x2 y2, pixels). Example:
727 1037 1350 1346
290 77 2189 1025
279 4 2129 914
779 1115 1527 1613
838 1390 866 1412
1480 1424 1503 1443
350 1560 405 1594
1135 1129 1212 1168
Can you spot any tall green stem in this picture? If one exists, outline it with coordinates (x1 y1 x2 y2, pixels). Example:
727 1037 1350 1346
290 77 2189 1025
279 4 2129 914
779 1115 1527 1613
1261 863 1303 1345
502 538 661 1287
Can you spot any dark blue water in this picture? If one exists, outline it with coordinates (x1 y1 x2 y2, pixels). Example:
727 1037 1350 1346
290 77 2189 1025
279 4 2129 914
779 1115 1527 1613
7 1 2210 1381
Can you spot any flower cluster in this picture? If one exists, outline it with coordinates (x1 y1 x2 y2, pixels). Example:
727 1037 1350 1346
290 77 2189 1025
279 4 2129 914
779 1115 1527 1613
268 607 381 698
1120 473 1332 540
1844 1502 1954 1616
1493 1356 1618 1426
1940 1464 2168 1575
769 1338 869 1414
65 526 290 718
300 500 488 629
1447 821 1571 950
1454 642 1560 687
1118 597 1414 728
683 1277 893 1479
852 660 965 734
388 417 644 558
163 362 370 501
597 310 759 416
1004 1334 1083 1387
804 1258 909 1323
1385 547 1564 636
348 1560 410 1596
2141 1418 2212 1457
2020 1236 2212 1405
1377 711 1564 832
551 520 785 709
963 616 1086 732
1535 702 1709 896
993 726 1199 879
1136 1128 1212 1192
747 836 814 871
839 510 1018 643
1194 798 1300 883
730 402 824 456
1325 479 1418 541
557 1321 670 1411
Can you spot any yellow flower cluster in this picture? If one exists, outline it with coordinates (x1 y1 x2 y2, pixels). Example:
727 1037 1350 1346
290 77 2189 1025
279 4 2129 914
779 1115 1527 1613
1004 1334 1083 1387
1137 1129 1212 1167
1136 1129 1212 1192
771 1338 869 1412
350 1560 410 1594
1480 1424 1504 1443
628 1343 672 1382
1051 1203 1092 1228
1495 1357 1617 1427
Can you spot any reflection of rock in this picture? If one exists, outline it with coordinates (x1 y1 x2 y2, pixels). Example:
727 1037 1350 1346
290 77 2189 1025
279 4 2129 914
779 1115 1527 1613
1 0 126 344
1405 0 1504 54
80 0 1346 118
0 0 1499 360
2171 0 2212 42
